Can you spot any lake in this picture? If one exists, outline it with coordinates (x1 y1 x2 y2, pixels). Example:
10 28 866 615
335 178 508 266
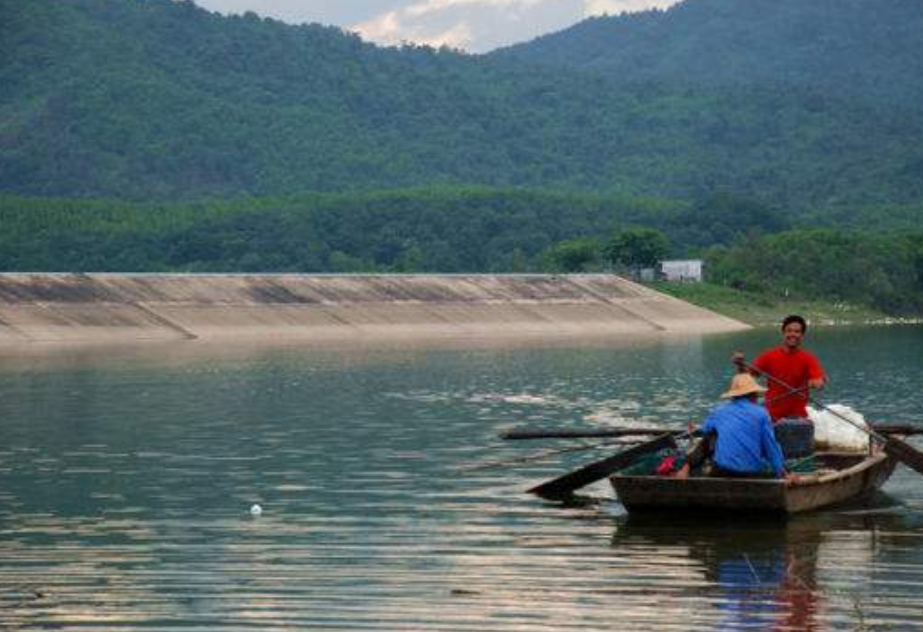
1 326 922 631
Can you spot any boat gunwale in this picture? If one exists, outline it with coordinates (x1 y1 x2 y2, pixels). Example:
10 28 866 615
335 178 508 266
610 448 896 514
814 450 888 484
611 449 887 488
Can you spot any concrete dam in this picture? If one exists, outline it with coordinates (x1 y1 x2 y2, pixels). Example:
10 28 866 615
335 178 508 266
0 273 748 345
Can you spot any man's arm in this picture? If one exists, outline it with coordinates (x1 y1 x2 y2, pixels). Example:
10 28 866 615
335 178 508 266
732 350 771 378
806 351 826 390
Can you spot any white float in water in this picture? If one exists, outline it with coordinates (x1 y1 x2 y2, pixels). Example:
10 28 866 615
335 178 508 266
250 504 263 516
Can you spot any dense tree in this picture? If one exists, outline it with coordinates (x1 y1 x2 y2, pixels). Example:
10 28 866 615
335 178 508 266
541 238 603 272
704 230 923 314
0 189 674 272
663 193 790 249
605 228 670 270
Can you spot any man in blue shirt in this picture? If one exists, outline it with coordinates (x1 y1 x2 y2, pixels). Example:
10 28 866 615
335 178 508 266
681 373 791 479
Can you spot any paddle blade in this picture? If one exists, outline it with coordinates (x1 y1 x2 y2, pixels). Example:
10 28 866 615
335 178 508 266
502 427 674 441
884 436 923 476
528 433 676 501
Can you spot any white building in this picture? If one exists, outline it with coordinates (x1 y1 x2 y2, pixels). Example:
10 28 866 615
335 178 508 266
660 259 703 282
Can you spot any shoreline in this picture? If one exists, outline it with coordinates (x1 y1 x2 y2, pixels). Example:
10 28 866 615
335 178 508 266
0 273 748 347
648 281 923 328
0 329 733 371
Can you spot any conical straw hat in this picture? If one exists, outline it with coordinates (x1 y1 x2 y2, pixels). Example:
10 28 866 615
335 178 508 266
721 373 767 399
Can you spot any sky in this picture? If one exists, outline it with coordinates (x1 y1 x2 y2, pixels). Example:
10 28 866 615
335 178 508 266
191 0 682 53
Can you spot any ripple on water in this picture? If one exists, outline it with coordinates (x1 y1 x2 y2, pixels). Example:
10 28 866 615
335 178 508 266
2 330 923 630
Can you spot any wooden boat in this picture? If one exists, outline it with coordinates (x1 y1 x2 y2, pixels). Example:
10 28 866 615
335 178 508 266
610 445 897 515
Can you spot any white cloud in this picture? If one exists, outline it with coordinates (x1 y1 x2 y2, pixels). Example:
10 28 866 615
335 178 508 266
420 21 475 48
192 1 409 28
583 0 679 18
359 10 473 49
403 0 547 19
353 0 585 52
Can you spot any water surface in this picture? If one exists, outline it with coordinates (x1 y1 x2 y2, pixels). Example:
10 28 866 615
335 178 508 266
1 326 922 630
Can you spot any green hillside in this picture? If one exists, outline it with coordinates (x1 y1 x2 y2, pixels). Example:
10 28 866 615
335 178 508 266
500 0 923 112
1 0 922 210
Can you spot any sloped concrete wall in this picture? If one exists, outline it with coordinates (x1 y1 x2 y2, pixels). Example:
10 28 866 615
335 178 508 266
0 273 748 344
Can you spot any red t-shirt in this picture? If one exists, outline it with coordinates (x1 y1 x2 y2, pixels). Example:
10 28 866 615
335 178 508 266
752 347 825 421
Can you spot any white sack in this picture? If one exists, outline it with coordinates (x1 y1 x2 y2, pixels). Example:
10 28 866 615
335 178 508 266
808 404 870 452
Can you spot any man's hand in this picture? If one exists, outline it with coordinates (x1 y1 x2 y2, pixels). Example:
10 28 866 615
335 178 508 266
731 351 747 372
784 471 802 484
808 377 825 391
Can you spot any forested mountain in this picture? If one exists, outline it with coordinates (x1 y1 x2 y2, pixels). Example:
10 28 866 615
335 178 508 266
1 0 922 209
500 0 923 112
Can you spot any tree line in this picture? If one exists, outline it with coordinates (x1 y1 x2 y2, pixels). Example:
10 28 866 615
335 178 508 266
543 225 923 316
2 188 921 314
706 230 923 315
0 188 785 272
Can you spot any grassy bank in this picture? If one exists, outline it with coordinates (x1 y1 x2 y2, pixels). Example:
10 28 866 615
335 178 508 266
649 281 901 327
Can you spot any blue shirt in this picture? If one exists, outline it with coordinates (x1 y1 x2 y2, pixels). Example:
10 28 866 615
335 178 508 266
700 398 786 477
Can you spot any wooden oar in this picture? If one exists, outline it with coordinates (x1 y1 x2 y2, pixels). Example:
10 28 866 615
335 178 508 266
528 432 680 501
503 423 919 442
502 427 679 441
740 361 923 476
873 423 923 437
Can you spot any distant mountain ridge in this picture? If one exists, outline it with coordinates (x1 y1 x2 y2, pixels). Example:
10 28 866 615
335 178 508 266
499 0 923 111
0 0 921 209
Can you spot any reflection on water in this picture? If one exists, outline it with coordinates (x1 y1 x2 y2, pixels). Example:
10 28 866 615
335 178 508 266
610 506 923 631
0 326 922 630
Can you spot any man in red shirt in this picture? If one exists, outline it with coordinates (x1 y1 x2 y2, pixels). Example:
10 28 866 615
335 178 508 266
734 315 826 422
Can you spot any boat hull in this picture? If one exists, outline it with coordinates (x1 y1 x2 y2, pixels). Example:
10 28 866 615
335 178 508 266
611 450 896 514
